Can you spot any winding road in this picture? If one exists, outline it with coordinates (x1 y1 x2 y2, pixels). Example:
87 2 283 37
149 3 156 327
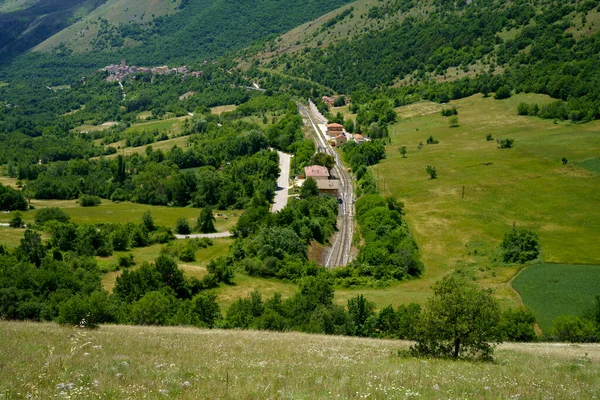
298 101 355 267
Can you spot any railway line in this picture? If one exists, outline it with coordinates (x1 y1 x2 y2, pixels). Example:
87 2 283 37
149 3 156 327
298 101 355 267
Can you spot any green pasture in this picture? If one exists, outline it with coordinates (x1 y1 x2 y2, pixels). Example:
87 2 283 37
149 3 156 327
124 116 189 136
369 93 600 306
0 200 239 232
512 263 600 332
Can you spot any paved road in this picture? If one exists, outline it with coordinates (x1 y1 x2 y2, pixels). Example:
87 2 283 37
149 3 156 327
272 151 292 213
299 101 355 267
175 231 232 239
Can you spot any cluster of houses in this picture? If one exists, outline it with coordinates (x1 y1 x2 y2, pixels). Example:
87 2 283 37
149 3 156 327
100 60 204 82
326 123 368 147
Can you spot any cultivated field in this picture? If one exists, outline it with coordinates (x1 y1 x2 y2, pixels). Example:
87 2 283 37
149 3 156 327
513 263 600 332
369 93 600 309
1 321 599 399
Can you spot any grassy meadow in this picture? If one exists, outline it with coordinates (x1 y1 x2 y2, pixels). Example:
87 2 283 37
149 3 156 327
0 200 239 232
513 263 600 332
368 93 600 310
1 321 599 399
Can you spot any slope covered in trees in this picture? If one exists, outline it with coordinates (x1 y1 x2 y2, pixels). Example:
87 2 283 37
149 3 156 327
257 0 600 121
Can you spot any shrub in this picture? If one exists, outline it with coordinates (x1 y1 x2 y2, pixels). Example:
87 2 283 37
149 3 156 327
548 315 597 343
426 135 439 144
500 228 540 264
0 184 27 211
517 102 530 116
500 308 538 342
486 133 494 141
497 138 514 149
440 106 458 116
426 165 437 179
34 207 70 225
494 86 511 100
9 211 24 228
79 194 101 207
175 217 191 235
118 253 135 268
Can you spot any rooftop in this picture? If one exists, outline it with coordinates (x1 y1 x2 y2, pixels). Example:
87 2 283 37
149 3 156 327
316 180 341 190
305 165 330 178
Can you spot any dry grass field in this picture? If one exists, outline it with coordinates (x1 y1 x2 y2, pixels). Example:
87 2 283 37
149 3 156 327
0 321 598 399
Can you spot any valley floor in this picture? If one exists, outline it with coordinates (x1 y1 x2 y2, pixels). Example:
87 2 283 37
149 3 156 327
1 321 599 399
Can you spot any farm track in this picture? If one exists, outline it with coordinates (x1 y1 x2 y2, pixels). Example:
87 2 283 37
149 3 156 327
298 101 354 267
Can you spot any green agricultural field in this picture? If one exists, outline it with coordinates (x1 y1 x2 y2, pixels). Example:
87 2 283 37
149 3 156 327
1 321 599 399
512 263 600 332
0 200 239 232
579 157 600 174
370 93 600 307
124 116 189 136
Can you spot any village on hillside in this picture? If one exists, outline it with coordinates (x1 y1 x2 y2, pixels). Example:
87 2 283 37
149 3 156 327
99 60 204 82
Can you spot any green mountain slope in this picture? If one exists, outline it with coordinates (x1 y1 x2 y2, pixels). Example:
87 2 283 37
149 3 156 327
0 0 353 84
250 0 600 120
0 0 110 58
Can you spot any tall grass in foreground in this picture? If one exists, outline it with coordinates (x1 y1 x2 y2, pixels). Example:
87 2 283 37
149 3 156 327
1 321 599 399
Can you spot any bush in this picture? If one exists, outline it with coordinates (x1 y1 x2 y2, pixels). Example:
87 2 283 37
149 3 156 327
9 211 24 228
486 133 494 141
131 291 174 325
440 106 457 116
34 207 70 225
118 253 135 268
426 135 439 144
175 217 191 235
494 86 511 100
79 194 101 207
500 228 540 264
500 308 538 342
548 315 597 343
497 138 514 149
426 165 437 179
0 184 27 211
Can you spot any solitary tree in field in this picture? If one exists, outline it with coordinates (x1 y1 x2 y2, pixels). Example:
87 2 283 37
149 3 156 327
499 228 540 264
399 146 407 158
196 206 216 233
449 116 459 128
411 275 502 360
426 165 437 179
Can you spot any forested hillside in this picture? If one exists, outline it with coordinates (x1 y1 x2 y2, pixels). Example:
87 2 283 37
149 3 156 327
0 0 353 86
254 0 600 122
0 0 109 60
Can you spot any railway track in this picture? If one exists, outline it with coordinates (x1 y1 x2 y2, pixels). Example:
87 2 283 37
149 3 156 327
298 101 355 267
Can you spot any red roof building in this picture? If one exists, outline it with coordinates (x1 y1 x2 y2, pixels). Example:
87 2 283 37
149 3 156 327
304 165 330 180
